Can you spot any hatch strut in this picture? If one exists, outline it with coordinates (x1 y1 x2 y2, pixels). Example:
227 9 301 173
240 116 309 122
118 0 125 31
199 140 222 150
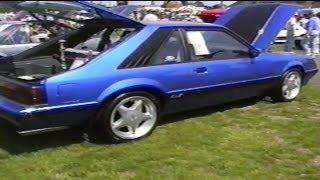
59 40 67 70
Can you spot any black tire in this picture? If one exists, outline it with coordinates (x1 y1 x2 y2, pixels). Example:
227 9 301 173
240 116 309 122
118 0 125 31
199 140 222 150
271 68 303 102
86 91 161 143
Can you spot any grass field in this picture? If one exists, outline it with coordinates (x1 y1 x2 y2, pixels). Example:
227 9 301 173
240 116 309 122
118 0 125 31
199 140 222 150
0 86 319 179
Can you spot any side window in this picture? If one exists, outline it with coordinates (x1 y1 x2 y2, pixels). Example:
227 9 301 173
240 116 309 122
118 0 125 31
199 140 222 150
185 30 251 61
148 30 184 65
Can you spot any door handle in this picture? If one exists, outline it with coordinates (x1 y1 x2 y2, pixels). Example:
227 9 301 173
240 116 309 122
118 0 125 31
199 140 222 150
193 67 208 74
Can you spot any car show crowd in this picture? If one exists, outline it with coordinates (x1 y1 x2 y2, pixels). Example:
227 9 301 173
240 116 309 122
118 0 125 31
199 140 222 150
284 9 320 57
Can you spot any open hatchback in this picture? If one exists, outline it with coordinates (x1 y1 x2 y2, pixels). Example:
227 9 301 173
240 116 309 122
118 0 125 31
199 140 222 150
0 1 144 105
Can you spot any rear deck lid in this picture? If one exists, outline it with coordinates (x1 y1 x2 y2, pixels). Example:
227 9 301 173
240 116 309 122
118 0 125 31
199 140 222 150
215 3 301 51
1 1 144 27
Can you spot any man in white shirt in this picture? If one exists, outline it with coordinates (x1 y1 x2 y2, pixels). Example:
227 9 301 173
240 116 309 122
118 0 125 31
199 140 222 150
284 14 298 52
142 13 159 21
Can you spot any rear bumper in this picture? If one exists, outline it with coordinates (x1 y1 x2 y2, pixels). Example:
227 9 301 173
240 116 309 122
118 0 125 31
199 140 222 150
0 96 99 134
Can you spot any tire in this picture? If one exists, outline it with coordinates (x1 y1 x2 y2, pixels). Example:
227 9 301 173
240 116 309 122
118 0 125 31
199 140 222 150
271 69 303 102
87 91 161 143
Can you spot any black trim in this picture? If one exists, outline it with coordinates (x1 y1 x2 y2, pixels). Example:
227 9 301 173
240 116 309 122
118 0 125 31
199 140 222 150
179 29 191 61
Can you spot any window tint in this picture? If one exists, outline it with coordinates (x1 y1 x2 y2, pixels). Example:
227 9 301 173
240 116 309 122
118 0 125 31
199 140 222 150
185 30 251 61
148 31 184 65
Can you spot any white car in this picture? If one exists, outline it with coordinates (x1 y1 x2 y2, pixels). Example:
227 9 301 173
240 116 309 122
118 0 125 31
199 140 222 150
275 24 307 50
0 21 42 57
275 24 307 43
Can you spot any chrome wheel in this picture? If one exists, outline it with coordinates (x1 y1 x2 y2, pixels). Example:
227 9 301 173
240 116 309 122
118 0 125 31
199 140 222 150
110 96 157 139
282 71 301 100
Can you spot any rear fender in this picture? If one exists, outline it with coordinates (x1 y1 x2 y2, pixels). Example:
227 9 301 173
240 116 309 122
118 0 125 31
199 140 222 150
97 78 167 104
282 61 305 74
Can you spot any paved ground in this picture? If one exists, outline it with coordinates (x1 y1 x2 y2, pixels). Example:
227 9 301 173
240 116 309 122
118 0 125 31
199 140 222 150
309 57 320 87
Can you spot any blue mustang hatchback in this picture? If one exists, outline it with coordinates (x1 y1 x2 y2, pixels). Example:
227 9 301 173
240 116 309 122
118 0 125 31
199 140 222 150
0 1 317 142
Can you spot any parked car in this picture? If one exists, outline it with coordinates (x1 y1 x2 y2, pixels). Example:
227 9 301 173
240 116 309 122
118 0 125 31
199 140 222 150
0 17 96 57
0 19 78 57
0 21 49 57
275 24 307 49
0 2 317 143
197 9 226 23
276 24 307 43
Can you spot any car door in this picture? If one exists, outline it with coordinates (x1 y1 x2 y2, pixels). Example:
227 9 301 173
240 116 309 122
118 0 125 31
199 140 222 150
120 29 226 112
180 28 267 106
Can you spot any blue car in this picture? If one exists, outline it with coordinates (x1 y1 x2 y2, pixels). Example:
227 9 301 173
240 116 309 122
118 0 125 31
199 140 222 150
0 2 317 142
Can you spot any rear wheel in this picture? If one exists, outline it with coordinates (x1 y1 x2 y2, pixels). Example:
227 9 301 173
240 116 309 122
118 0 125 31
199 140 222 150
271 69 302 102
87 92 160 143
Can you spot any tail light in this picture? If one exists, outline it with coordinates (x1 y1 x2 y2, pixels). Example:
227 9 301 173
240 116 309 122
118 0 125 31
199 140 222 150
0 81 47 105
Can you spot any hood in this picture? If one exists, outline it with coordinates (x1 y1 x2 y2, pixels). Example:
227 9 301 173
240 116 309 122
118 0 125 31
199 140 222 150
1 1 144 27
215 3 301 51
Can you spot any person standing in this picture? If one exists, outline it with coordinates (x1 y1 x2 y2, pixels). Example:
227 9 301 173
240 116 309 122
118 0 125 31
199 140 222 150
303 11 320 57
142 11 159 21
299 13 309 27
300 13 310 54
284 14 298 53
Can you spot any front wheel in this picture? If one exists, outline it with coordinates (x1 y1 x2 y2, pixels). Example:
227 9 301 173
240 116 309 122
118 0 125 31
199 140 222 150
87 92 160 143
271 69 302 102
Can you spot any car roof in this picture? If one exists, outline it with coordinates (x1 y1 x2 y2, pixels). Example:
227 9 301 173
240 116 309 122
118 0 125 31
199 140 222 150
142 21 223 28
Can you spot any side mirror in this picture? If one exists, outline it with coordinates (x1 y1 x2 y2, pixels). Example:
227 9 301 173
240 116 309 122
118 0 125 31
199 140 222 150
249 49 260 58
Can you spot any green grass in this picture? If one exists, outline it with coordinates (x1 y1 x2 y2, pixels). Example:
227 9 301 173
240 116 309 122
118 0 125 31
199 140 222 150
0 86 320 179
